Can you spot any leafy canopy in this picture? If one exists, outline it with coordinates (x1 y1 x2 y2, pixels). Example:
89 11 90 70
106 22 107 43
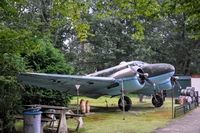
162 0 200 40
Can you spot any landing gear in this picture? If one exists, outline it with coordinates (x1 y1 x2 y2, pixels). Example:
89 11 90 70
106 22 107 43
118 96 132 111
152 95 163 107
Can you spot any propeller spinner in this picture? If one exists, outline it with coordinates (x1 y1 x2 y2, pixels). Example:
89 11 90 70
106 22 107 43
130 65 155 86
171 76 182 89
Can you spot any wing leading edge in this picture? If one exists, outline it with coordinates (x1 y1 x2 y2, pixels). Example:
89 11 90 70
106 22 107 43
17 72 116 98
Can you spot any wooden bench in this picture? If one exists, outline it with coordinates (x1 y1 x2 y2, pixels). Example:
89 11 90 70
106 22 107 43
15 110 86 132
41 117 56 133
43 110 86 132
14 115 23 121
16 103 88 132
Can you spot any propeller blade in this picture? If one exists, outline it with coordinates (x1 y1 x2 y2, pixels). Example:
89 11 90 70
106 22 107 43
171 76 182 89
145 78 155 86
175 80 182 89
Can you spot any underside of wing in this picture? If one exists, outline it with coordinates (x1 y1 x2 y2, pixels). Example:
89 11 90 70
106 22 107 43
17 72 116 98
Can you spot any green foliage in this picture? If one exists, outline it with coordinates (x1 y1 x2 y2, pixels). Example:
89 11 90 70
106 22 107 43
71 13 157 74
68 0 163 74
21 37 74 106
162 0 200 40
0 26 41 55
26 38 74 74
95 0 160 40
22 87 72 106
0 53 27 76
0 53 26 132
0 0 42 56
0 0 85 131
0 76 24 132
50 0 90 42
69 0 200 76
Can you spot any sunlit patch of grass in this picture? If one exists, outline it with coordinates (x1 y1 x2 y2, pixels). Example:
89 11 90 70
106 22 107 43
14 120 23 131
81 111 172 133
67 96 177 133
145 110 172 122
155 110 172 119
83 113 110 123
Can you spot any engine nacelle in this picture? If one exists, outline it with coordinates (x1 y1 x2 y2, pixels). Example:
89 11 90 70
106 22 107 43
109 66 145 84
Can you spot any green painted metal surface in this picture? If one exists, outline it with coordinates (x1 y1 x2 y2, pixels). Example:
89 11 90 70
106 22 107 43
167 76 191 97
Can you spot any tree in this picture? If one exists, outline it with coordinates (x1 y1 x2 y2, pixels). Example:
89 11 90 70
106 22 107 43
0 54 26 132
162 0 200 75
0 0 43 131
26 38 74 74
0 0 42 56
0 0 85 131
22 37 74 106
95 0 160 40
162 0 200 40
67 0 161 74
72 0 200 75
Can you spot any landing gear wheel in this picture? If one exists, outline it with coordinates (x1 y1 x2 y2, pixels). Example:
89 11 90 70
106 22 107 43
118 96 132 111
152 95 163 107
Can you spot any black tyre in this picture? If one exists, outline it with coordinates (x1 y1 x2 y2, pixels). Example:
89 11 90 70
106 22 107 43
152 95 163 107
118 96 132 111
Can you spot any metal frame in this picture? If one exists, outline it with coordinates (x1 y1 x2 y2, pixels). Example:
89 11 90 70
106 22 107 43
174 102 198 118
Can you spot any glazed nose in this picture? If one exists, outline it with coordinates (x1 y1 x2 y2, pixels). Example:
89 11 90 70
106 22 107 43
165 64 175 77
157 63 175 74
165 64 175 73
142 63 175 77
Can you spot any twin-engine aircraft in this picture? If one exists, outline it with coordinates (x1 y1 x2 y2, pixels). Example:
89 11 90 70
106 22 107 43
17 61 176 111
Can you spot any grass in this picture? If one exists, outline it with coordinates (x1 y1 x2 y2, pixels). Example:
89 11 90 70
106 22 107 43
67 95 177 133
15 95 179 133
15 120 23 131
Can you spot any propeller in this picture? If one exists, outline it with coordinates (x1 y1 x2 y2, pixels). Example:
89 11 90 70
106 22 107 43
171 76 182 89
130 65 155 86
170 76 181 119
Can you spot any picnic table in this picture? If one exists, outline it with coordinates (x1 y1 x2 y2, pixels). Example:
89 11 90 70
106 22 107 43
23 104 85 133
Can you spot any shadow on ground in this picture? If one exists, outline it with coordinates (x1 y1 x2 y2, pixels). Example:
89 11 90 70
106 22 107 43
68 102 168 114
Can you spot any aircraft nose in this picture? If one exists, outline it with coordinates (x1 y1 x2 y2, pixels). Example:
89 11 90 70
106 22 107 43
157 63 175 75
166 64 175 73
142 63 175 77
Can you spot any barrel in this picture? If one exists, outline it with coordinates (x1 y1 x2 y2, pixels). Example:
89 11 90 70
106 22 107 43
187 89 195 97
192 96 196 103
23 110 42 133
181 89 187 96
186 87 195 97
80 99 86 114
186 86 195 91
194 91 198 97
86 100 90 113
181 89 195 97
185 96 192 104
179 96 186 104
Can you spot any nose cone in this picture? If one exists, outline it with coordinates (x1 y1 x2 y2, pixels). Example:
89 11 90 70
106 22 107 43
142 63 175 77
165 64 175 73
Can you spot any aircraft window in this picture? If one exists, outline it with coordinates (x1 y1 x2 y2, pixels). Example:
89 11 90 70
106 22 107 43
119 61 127 65
134 61 148 67
119 61 148 67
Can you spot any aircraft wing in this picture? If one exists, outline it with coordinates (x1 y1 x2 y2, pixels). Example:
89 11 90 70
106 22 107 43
17 72 116 98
